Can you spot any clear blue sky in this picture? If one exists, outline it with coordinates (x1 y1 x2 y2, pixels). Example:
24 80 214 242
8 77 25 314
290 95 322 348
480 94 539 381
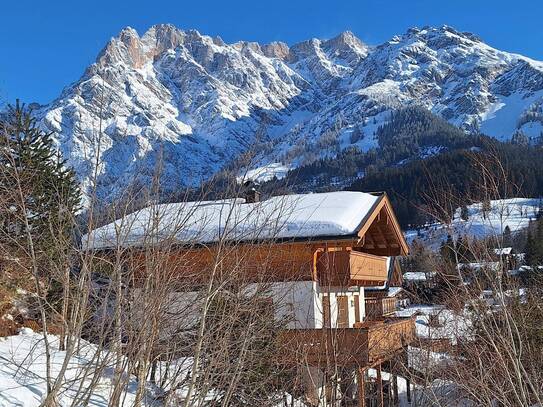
1 0 542 105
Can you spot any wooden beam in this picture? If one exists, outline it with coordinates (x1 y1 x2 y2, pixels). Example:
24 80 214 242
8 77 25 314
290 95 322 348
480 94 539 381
364 232 376 249
377 363 384 407
374 224 389 248
357 368 366 407
382 196 409 255
392 374 399 406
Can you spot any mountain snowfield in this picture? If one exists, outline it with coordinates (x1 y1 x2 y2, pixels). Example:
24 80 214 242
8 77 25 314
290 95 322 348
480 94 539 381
36 24 543 201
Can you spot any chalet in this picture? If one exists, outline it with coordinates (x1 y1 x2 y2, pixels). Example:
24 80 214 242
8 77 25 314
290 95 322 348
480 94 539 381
493 247 518 271
84 191 415 406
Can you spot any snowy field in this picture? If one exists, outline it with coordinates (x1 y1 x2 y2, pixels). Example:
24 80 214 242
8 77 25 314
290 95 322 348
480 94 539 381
0 328 469 407
405 197 542 248
0 329 157 406
236 163 291 184
397 305 472 345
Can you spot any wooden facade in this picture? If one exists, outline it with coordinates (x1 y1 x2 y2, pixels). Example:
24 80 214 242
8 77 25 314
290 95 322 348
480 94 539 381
279 317 415 367
317 250 390 286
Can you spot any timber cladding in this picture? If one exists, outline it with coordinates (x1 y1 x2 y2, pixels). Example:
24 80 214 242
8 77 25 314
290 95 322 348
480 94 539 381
276 317 415 367
120 240 359 285
316 249 388 286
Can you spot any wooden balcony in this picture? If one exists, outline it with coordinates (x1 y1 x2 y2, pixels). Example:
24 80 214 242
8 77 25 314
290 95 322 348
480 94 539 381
317 250 388 287
365 297 398 320
278 317 415 367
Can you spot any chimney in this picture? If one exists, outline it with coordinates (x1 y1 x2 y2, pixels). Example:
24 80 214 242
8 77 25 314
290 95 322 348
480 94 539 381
243 181 260 203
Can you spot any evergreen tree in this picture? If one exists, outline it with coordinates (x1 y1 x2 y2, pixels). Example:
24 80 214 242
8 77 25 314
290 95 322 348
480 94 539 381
511 130 530 146
0 101 80 260
349 125 364 144
525 219 543 267
440 234 457 264
502 225 512 248
460 204 469 221
404 239 435 274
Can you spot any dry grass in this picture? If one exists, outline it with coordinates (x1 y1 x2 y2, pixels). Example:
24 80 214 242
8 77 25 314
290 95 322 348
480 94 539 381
0 318 18 336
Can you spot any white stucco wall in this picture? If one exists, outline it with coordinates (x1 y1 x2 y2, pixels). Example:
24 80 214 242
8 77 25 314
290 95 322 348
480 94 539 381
133 281 320 334
267 281 317 329
134 280 370 335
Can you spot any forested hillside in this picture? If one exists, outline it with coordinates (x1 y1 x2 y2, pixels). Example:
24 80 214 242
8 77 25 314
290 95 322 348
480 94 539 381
350 142 543 227
260 106 483 191
259 106 543 228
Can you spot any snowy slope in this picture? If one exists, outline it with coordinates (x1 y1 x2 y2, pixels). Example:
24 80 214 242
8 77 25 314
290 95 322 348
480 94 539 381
405 198 542 247
35 25 543 202
0 329 151 406
237 163 291 183
0 329 445 407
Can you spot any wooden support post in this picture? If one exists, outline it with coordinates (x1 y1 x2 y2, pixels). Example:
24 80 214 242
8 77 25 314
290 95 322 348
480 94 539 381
406 378 412 403
390 357 399 406
357 368 366 407
392 374 399 406
377 364 384 407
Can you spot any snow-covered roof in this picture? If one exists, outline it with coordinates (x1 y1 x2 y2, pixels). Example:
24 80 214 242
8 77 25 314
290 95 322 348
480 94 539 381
404 271 436 281
83 191 381 250
387 286 404 297
457 261 500 271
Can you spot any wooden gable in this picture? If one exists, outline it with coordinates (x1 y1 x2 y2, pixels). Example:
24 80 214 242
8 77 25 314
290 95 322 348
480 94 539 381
356 194 409 257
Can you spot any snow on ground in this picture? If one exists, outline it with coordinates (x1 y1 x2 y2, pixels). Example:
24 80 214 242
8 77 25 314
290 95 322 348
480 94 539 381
366 366 471 406
519 121 543 141
405 197 542 249
0 329 469 407
407 346 452 374
397 305 472 344
0 329 150 406
237 163 291 184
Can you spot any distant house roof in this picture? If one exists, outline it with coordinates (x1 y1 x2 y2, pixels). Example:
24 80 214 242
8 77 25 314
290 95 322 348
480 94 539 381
387 287 404 297
457 262 501 271
404 271 436 281
83 191 402 250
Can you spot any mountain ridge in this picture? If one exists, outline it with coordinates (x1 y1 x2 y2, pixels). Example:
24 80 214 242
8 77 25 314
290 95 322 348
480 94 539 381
34 24 543 202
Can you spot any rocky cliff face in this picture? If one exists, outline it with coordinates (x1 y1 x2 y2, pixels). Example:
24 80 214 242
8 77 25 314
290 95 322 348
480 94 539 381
37 24 543 202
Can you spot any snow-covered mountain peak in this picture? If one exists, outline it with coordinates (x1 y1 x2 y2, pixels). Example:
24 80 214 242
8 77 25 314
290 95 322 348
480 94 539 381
324 31 366 50
261 41 290 59
36 24 543 203
322 31 369 67
404 25 482 44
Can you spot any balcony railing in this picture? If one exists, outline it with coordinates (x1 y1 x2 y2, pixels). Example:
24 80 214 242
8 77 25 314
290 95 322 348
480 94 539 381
365 297 398 320
317 250 388 286
278 317 415 367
